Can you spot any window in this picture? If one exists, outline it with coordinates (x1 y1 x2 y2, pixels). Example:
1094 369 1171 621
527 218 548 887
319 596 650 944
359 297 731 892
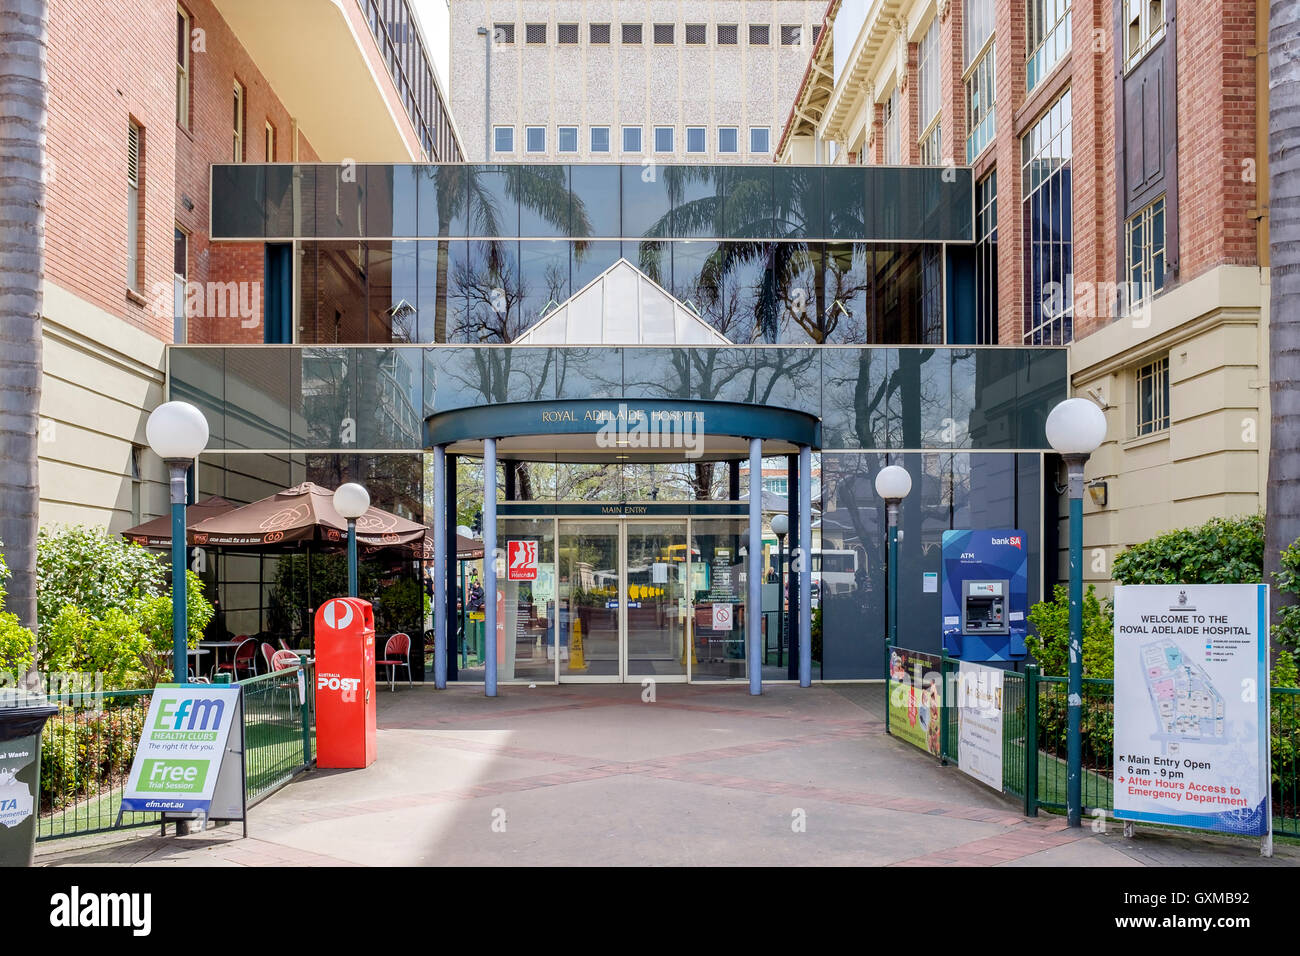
749 24 770 45
232 80 245 162
590 23 610 44
653 23 674 44
493 126 515 153
173 225 187 343
965 0 996 65
623 126 642 153
718 126 738 153
130 447 144 524
525 23 546 44
918 17 940 137
880 89 899 164
1127 195 1167 303
965 42 996 162
718 24 738 45
780 25 802 46
1136 356 1170 436
686 23 706 45
919 124 943 165
558 23 579 44
654 126 674 152
749 126 770 153
686 126 706 153
525 125 546 153
813 25 823 45
622 23 642 44
264 121 276 161
1124 0 1165 68
127 121 142 290
558 125 578 153
975 170 999 344
590 126 610 153
1021 90 1073 345
493 22 514 44
764 477 788 496
176 5 190 128
1027 0 1071 90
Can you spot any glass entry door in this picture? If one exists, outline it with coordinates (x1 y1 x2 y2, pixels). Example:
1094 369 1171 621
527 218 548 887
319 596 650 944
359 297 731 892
556 519 691 682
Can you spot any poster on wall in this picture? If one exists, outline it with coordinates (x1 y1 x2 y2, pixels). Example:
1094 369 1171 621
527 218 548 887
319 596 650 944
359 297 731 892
956 662 1004 792
1113 584 1270 837
887 647 942 757
507 540 538 580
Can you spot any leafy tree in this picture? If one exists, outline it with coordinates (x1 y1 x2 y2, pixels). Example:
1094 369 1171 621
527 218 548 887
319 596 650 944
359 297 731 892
36 525 167 625
1026 583 1114 678
134 571 215 685
0 551 35 675
1271 538 1300 653
1111 514 1264 586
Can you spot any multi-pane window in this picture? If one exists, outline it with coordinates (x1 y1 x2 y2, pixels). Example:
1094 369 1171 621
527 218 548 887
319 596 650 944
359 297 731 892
173 225 187 343
1124 0 1165 68
686 126 706 153
1136 356 1170 436
965 0 996 163
880 89 899 164
493 126 514 153
1027 0 1071 91
917 16 941 164
590 126 610 153
812 25 823 45
780 25 802 46
493 22 515 44
525 23 546 44
654 126 675 152
1021 90 1073 345
558 126 578 153
525 125 546 153
686 23 706 45
975 170 999 344
557 23 579 44
718 127 738 153
590 23 610 44
623 126 642 152
718 24 738 45
1127 195 1167 304
654 23 674 44
176 5 190 128
232 80 244 161
750 127 770 153
749 24 770 45
127 121 142 289
622 23 642 44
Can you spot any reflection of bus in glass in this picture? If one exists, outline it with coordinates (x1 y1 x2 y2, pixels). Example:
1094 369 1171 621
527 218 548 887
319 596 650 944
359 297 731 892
657 544 701 563
775 549 863 602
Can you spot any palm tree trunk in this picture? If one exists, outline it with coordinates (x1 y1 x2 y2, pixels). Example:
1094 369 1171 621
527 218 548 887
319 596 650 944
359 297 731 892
1267 0 1300 614
0 0 47 678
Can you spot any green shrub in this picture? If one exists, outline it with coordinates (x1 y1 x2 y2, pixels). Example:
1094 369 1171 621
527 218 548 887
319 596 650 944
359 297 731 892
40 702 148 810
1111 514 1264 586
1272 540 1300 653
1026 583 1114 678
0 549 34 676
36 524 166 626
134 572 214 685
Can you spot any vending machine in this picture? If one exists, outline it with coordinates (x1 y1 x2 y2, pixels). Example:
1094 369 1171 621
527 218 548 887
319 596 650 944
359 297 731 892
314 597 377 769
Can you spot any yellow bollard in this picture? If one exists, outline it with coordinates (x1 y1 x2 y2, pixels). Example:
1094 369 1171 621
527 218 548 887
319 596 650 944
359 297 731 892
569 613 586 671
681 622 698 668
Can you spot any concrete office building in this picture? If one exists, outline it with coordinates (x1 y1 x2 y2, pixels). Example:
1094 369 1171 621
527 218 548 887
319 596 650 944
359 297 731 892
449 0 829 163
779 0 1270 593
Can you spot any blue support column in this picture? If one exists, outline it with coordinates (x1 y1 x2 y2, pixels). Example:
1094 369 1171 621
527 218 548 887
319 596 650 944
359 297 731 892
1067 476 1084 827
798 445 812 688
169 463 189 684
747 438 762 696
433 444 447 689
483 438 498 697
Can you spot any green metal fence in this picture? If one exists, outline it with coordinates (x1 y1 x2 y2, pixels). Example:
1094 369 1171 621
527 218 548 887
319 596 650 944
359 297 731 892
884 647 1300 838
36 662 316 842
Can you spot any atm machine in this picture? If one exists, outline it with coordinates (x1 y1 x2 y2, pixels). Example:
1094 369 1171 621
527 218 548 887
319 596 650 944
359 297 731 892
941 530 1027 662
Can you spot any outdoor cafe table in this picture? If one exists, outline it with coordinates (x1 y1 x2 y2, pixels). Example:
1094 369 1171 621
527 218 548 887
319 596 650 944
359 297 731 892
200 640 244 678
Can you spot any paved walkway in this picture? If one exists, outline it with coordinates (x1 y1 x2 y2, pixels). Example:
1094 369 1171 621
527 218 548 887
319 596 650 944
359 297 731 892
37 683 1298 867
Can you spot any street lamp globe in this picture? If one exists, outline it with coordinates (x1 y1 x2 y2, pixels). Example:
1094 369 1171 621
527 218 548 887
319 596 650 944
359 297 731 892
145 401 209 461
874 464 913 502
1045 398 1107 456
771 513 789 536
333 482 371 520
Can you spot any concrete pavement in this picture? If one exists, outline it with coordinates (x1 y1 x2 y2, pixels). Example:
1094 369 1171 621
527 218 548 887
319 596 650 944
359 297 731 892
36 682 1298 867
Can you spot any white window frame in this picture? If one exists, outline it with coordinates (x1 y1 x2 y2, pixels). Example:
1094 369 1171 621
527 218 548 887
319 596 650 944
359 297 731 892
1124 0 1165 69
525 125 546 153
654 125 674 153
557 125 579 153
265 120 275 161
685 126 706 154
232 79 245 162
590 126 610 153
493 125 515 153
718 126 739 154
749 126 770 154
176 5 190 128
127 121 142 291
622 126 642 153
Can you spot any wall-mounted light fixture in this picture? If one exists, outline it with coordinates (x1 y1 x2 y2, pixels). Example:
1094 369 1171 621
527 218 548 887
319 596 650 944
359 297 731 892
1087 480 1108 508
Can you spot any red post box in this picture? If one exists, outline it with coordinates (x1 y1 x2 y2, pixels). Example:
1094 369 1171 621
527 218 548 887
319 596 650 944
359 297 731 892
314 597 376 769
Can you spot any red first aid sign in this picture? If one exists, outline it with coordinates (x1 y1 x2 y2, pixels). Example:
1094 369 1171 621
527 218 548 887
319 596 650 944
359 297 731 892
507 540 539 580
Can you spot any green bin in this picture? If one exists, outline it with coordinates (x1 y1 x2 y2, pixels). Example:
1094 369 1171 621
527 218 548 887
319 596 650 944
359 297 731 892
0 691 58 867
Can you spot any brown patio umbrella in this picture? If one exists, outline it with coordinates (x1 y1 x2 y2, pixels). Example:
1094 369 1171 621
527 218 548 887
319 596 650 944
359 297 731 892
416 532 485 562
121 496 236 548
188 482 425 550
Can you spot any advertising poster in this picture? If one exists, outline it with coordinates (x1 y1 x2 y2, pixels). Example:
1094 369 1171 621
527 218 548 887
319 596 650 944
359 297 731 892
1113 584 1270 836
887 647 942 757
120 684 242 815
507 540 539 580
957 662 1004 792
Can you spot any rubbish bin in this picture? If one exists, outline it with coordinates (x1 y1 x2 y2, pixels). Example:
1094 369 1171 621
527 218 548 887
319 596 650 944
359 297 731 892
0 691 58 867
